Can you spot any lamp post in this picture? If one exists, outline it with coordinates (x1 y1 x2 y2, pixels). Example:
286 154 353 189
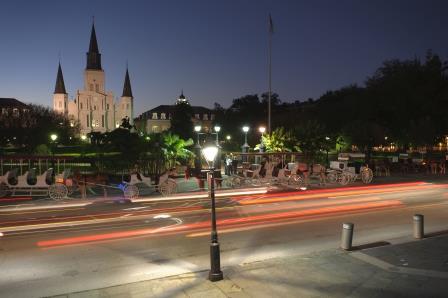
325 136 330 167
194 125 203 176
202 144 223 282
242 126 249 162
214 126 222 173
50 134 58 183
259 126 266 153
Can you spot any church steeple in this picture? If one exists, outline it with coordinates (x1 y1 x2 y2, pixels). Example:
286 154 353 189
86 22 102 70
54 62 67 94
122 68 133 97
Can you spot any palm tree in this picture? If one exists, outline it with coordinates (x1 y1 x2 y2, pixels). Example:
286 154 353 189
161 132 194 168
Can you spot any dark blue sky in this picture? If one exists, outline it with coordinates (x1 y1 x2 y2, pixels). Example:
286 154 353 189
1 0 447 114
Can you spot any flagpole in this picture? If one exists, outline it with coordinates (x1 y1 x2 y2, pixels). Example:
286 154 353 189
268 14 273 134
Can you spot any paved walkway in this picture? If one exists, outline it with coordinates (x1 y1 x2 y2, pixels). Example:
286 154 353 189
49 234 448 298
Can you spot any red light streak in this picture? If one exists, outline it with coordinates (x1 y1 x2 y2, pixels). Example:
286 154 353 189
0 197 32 202
37 200 403 247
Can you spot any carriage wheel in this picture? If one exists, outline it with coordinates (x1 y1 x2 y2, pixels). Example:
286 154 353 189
48 183 68 200
338 173 350 186
251 178 261 187
0 183 9 198
327 171 338 184
361 168 373 184
232 176 242 188
124 184 139 200
289 174 304 188
159 180 177 196
222 177 234 188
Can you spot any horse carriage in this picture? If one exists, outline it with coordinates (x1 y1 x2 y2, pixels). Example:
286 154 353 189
0 168 72 200
0 166 178 201
326 153 373 185
122 168 177 198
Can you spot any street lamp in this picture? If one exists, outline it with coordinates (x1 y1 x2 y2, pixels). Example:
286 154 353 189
325 136 330 166
242 126 250 162
214 126 221 145
194 125 202 147
201 144 223 282
49 134 58 183
226 135 231 141
259 126 266 153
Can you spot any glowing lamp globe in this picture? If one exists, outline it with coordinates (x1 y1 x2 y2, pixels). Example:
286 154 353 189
194 125 202 132
202 145 219 163
242 126 249 133
214 126 221 132
50 134 58 141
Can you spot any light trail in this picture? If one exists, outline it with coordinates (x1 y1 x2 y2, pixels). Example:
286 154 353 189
36 200 403 248
237 183 447 205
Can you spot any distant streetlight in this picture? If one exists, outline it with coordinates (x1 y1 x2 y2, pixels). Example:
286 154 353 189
226 135 231 141
49 134 58 182
259 126 266 153
214 126 221 145
325 136 330 166
201 144 223 282
81 135 87 141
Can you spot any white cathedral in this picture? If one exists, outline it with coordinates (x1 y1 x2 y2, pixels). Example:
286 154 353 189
52 23 133 135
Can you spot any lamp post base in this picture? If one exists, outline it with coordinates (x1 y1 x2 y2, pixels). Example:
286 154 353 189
209 242 223 282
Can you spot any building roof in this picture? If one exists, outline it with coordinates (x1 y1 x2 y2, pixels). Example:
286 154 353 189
136 104 213 120
88 23 99 53
54 63 67 94
0 98 28 108
122 68 133 97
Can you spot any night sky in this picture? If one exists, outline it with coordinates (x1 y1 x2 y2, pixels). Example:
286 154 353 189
1 0 448 114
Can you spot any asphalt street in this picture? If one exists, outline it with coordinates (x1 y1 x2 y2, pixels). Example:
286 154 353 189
1 178 448 297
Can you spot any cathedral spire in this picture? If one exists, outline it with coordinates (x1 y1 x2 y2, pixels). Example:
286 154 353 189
122 68 133 97
86 22 102 70
54 62 67 94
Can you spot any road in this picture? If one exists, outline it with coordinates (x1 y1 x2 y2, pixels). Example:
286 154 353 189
1 179 448 297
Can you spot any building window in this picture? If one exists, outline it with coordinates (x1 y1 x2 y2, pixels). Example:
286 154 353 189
59 102 62 108
95 84 99 92
161 113 166 120
80 103 83 109
96 120 99 127
90 84 94 91
195 114 200 119
94 105 97 110
116 121 120 128
64 102 67 109
203 114 208 120
107 103 109 110
13 108 19 115
152 126 159 133
2 108 7 115
126 103 129 110
87 115 90 127
152 113 158 120
211 114 215 120
102 115 105 127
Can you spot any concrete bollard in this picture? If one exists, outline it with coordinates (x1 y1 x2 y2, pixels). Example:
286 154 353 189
341 223 354 250
413 214 424 239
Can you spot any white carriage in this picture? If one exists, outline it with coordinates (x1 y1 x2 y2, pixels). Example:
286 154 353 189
326 153 373 185
122 169 177 198
0 168 71 200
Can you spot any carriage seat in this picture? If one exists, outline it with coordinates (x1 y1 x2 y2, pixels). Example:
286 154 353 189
35 169 54 187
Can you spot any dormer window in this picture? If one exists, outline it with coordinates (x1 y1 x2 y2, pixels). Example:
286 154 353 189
152 113 158 120
161 113 166 120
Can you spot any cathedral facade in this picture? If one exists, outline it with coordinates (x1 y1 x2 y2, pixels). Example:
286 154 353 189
52 23 133 136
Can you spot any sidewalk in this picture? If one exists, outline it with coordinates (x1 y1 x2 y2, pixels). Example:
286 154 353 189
49 234 448 298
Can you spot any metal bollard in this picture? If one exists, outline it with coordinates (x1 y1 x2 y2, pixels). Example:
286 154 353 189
413 214 424 239
341 223 354 250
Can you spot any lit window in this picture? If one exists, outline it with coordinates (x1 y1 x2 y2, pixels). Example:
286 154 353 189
161 113 166 120
152 126 159 133
152 113 158 120
2 108 7 115
195 114 200 119
203 114 208 120
13 108 19 115
211 114 215 120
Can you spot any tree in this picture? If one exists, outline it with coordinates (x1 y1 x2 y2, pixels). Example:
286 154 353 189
294 121 328 163
170 102 194 140
161 132 194 168
257 127 294 152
